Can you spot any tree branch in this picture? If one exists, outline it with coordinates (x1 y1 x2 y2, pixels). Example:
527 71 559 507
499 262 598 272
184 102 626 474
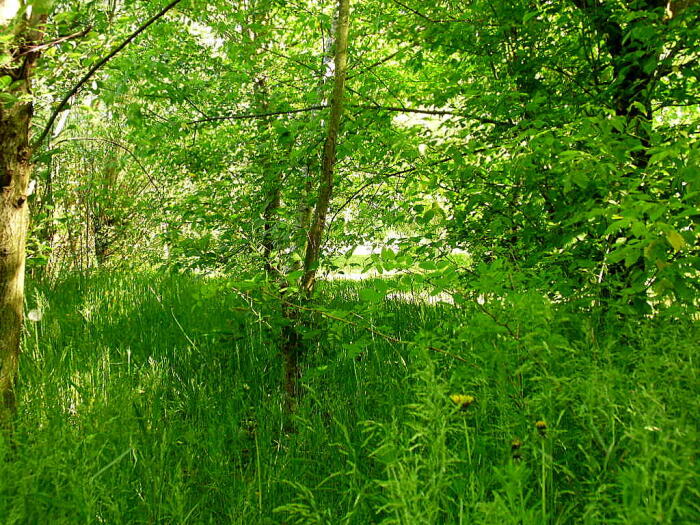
349 104 513 126
188 105 327 124
245 285 474 365
390 0 436 22
33 0 184 150
327 157 453 230
16 26 92 56
189 103 512 127
53 137 162 196
347 47 409 80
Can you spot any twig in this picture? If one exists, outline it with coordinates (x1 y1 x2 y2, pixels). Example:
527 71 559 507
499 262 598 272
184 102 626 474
327 156 453 229
474 301 520 340
349 104 512 127
347 47 408 80
390 0 436 22
52 136 162 196
189 105 326 124
189 104 512 127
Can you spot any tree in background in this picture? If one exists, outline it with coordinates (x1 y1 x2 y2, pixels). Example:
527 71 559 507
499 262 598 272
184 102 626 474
2 0 697 419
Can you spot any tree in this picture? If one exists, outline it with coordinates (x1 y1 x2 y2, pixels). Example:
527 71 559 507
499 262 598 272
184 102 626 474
0 0 48 421
0 0 183 421
279 0 351 407
300 0 351 296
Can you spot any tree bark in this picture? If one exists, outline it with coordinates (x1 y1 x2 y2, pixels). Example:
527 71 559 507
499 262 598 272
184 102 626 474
300 0 351 297
0 10 43 421
571 0 695 304
279 0 351 410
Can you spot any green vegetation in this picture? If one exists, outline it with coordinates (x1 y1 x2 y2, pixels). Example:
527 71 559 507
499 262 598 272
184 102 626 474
1 272 697 523
1 0 698 522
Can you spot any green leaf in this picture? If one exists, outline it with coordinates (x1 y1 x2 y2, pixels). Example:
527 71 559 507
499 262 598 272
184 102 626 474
666 230 686 252
624 247 640 268
358 288 384 303
419 261 437 271
381 247 395 260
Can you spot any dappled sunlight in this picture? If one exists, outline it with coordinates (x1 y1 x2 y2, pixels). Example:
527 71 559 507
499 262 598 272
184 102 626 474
0 0 696 521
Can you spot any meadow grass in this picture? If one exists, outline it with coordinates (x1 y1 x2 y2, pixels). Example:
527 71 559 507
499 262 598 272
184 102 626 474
0 271 697 524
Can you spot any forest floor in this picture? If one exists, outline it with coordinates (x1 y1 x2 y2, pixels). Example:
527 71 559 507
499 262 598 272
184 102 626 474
0 271 698 524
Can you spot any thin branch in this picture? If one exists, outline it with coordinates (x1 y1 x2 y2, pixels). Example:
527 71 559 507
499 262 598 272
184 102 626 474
182 96 208 118
389 0 489 24
52 137 162 196
339 159 449 210
16 26 92 56
190 103 512 127
327 157 453 231
390 0 436 22
189 105 327 124
541 64 597 98
328 143 497 231
347 47 407 80
266 48 321 74
475 301 520 340
349 104 513 126
33 0 184 150
248 286 474 365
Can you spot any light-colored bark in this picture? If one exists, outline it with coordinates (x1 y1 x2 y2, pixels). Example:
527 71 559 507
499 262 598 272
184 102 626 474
0 10 43 422
300 0 350 296
279 0 351 411
1 0 181 422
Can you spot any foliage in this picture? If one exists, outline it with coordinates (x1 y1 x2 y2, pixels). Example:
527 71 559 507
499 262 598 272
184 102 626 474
1 0 698 521
1 273 697 523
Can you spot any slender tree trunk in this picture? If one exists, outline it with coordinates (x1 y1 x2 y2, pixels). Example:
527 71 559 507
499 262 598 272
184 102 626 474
258 81 282 276
279 0 351 409
300 0 350 296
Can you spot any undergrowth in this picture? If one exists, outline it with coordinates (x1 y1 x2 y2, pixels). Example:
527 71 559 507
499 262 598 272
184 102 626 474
0 271 697 524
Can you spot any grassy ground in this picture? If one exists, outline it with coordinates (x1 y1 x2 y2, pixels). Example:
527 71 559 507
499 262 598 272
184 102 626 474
329 252 471 274
0 272 698 524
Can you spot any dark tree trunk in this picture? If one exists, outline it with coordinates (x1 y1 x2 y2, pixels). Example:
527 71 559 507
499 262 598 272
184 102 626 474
573 0 681 304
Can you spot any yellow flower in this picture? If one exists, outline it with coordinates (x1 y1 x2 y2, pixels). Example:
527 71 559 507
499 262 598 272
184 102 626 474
450 394 475 410
511 438 523 460
535 420 547 436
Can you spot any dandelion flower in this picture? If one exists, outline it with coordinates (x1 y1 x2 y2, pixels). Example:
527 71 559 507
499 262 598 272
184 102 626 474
535 420 547 436
450 394 475 410
511 438 523 460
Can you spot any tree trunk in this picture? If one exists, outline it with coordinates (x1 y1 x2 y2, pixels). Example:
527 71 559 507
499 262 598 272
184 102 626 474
573 0 684 305
300 0 351 296
0 34 39 421
279 0 351 410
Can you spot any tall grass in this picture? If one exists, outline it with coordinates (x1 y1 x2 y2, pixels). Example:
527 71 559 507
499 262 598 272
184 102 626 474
0 271 697 523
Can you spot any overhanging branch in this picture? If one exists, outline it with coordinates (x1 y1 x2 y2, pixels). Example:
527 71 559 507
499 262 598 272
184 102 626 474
189 105 327 124
33 0 184 150
349 104 512 126
189 103 511 127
